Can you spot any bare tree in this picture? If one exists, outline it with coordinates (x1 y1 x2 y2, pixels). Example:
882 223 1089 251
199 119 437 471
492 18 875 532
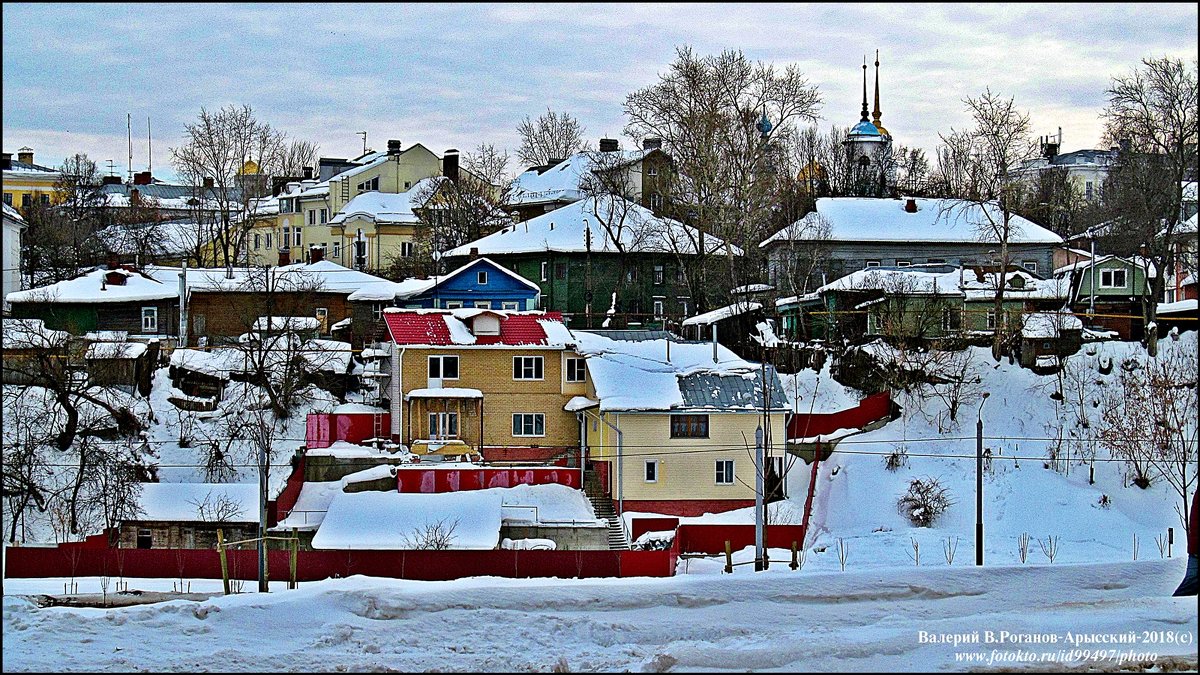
516 109 588 166
402 517 460 550
170 104 288 268
189 490 247 522
623 46 822 312
277 139 321 178
1099 57 1198 357
20 154 108 286
934 89 1039 361
1098 345 1197 530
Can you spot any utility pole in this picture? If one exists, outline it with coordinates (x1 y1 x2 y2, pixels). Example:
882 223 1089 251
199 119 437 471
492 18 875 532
755 425 765 571
976 392 990 566
258 264 274 593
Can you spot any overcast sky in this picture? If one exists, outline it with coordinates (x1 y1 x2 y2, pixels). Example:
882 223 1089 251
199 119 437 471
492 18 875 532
3 3 1196 182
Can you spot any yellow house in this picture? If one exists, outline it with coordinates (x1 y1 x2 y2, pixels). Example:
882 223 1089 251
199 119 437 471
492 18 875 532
381 308 585 464
575 332 789 517
2 148 59 212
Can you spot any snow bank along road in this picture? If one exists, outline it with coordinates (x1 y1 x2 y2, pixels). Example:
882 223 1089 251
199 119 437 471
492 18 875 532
3 559 1196 672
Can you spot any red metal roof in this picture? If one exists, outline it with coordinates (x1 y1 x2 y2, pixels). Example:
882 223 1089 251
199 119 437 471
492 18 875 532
384 310 565 346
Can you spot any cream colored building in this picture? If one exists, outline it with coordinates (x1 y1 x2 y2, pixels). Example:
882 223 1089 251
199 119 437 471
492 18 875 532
573 331 789 517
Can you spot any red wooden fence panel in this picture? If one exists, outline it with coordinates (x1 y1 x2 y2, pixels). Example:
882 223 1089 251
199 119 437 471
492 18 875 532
786 390 892 440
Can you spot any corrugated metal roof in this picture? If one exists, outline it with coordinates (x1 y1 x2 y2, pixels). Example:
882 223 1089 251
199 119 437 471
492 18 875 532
576 330 684 342
677 370 788 410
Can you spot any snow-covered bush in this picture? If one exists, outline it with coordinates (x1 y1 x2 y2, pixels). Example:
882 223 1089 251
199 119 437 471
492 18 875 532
897 477 952 527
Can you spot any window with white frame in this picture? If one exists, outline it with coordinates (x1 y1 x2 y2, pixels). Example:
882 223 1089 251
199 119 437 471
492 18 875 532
320 208 328 224
428 355 460 380
372 303 382 321
565 357 586 382
865 260 881 268
332 241 341 259
474 301 491 309
502 301 520 310
1100 269 1127 288
511 413 545 437
265 233 273 249
649 193 663 210
282 226 290 247
513 356 544 380
678 298 690 316
942 306 961 332
1022 260 1038 273
986 310 996 330
308 209 316 225
254 233 261 249
715 460 734 485
401 241 414 257
445 300 463 309
141 307 158 332
654 265 664 285
315 308 328 333
540 261 548 281
644 460 658 483
293 228 302 246
896 259 911 267
477 271 487 285
653 299 664 318
428 412 458 438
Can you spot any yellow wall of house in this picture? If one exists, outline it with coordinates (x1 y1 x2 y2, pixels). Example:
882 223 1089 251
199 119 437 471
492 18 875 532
328 144 443 214
330 218 420 271
396 346 587 450
3 171 60 211
583 408 787 503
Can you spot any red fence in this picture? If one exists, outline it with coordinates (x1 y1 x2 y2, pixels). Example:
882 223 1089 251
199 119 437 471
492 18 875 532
786 390 891 440
274 456 307 521
4 545 676 581
628 519 807 555
306 412 390 449
396 467 581 493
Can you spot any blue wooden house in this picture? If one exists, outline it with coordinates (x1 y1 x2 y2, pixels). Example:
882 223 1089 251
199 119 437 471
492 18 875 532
346 257 542 344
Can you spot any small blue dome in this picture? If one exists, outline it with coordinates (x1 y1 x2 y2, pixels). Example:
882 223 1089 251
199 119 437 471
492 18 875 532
849 120 881 136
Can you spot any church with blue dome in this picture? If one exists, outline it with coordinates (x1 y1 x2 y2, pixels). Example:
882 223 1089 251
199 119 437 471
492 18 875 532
844 51 895 197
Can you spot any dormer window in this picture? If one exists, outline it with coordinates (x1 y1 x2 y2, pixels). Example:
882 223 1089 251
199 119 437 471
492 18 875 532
104 270 129 286
477 271 488 285
471 313 501 336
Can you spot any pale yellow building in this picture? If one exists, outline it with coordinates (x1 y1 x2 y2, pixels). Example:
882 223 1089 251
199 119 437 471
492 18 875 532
2 148 59 212
575 331 789 518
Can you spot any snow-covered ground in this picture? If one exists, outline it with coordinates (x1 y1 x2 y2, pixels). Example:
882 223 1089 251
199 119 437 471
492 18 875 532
3 557 1195 672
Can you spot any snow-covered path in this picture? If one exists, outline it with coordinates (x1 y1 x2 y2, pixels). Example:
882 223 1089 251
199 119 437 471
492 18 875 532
4 559 1195 672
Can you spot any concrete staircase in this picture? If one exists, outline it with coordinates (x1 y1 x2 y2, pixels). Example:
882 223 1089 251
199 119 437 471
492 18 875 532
584 475 629 550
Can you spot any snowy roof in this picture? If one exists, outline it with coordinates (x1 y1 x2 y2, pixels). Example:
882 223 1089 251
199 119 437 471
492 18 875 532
1157 299 1197 315
93 220 200 258
509 149 648 205
818 268 964 296
2 201 25 223
444 197 741 257
677 371 788 410
312 489 503 550
327 177 440 225
406 387 484 399
346 257 540 302
132 483 259 523
681 301 763 326
184 260 390 294
1021 312 1083 339
303 339 353 372
85 341 147 359
731 284 774 295
169 348 242 380
573 330 785 412
252 316 321 332
1 318 71 349
6 266 176 305
760 198 1063 247
384 309 572 347
564 395 599 411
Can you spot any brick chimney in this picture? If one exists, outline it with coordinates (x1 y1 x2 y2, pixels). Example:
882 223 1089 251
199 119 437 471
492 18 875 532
278 246 291 266
904 198 918 213
133 171 153 186
202 177 214 189
102 175 122 185
309 245 325 264
17 147 33 165
443 149 459 184
642 137 662 151
302 166 313 180
599 138 619 152
387 139 402 156
469 246 479 261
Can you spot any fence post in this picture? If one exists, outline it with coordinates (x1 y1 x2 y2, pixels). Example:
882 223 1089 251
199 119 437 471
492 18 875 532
217 529 231 596
790 541 799 570
724 540 733 574
290 528 299 590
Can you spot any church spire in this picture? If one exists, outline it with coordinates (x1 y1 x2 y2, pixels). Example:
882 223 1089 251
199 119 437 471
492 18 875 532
872 49 883 130
860 56 870 122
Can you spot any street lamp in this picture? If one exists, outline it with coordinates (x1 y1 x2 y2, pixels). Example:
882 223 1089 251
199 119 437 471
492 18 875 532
976 392 990 566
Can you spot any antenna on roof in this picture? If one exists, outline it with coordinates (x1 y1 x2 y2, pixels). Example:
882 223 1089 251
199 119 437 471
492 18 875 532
127 113 133 184
147 117 152 174
356 131 368 156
